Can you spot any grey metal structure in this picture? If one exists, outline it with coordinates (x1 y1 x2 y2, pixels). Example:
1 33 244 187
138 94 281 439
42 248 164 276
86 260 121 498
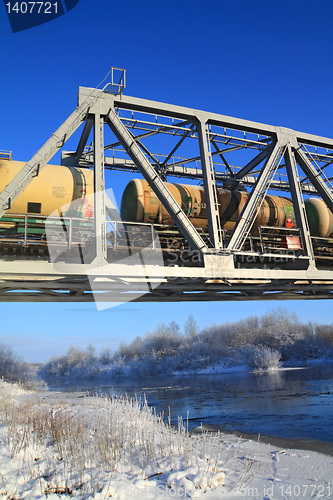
1 75 333 302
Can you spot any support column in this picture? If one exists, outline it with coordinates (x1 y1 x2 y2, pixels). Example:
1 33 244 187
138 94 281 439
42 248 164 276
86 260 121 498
284 146 315 263
93 114 107 266
197 120 223 249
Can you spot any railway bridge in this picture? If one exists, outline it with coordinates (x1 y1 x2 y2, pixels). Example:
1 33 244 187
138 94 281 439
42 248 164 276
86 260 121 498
1 70 333 303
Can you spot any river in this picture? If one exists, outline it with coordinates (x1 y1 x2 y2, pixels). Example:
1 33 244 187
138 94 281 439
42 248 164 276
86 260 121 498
47 363 333 443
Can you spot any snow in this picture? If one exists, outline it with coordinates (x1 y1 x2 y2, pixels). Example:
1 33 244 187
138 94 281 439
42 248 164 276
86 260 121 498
0 380 332 499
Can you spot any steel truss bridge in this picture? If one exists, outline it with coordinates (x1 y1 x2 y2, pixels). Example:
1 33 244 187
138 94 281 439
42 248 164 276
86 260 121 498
1 72 333 302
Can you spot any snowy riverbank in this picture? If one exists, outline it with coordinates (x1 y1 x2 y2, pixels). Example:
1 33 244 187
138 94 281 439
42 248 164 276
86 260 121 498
0 380 332 499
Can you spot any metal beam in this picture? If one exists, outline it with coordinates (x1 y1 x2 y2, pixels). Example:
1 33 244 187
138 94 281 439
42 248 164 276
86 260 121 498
284 146 315 263
197 119 223 249
93 114 107 265
62 149 320 194
104 119 192 150
0 284 332 302
0 88 102 219
235 146 271 179
105 106 208 253
162 126 194 166
294 147 333 213
75 118 93 165
211 140 234 175
227 141 285 251
75 88 333 150
134 136 161 166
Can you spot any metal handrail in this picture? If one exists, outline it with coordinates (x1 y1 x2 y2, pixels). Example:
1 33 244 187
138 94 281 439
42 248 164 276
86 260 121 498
258 225 302 254
0 150 12 160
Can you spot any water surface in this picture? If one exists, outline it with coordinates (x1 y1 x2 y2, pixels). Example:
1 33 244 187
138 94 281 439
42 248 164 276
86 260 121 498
47 364 333 443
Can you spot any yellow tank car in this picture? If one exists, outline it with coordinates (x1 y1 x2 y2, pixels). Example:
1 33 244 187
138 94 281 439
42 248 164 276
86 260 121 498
0 159 94 219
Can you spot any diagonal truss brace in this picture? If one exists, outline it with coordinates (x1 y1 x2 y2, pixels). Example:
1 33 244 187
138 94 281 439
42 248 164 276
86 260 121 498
294 147 333 213
75 118 93 165
226 140 285 251
0 88 102 219
235 146 271 180
105 106 208 253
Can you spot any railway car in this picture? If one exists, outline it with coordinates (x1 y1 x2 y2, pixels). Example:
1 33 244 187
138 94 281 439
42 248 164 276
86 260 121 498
0 159 94 240
0 158 332 260
121 179 297 233
0 159 94 218
120 178 333 239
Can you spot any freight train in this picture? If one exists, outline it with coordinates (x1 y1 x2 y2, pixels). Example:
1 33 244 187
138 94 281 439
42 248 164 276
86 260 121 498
120 178 333 239
0 159 332 261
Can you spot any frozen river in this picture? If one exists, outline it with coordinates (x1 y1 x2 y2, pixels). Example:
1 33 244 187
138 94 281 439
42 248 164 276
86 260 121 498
47 363 333 443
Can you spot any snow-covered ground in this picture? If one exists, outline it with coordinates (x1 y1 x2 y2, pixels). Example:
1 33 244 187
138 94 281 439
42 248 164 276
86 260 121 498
0 380 332 499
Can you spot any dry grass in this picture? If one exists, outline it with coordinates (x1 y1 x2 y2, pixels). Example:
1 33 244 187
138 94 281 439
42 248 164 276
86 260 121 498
0 383 259 498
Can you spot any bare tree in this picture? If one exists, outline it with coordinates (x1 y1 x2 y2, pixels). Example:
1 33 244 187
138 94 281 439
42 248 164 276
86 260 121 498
184 314 199 338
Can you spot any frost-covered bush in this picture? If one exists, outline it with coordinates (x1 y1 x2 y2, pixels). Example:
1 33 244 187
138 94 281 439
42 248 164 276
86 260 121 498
0 343 36 386
39 310 333 381
244 346 282 372
39 345 101 379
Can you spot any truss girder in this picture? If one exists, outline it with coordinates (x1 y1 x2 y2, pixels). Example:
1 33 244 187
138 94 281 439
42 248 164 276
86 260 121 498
0 277 332 302
235 146 271 179
105 107 208 252
284 146 315 262
104 119 193 151
75 118 93 165
64 152 320 194
108 92 333 148
197 120 223 248
0 88 102 219
93 114 108 265
211 140 234 175
162 126 194 167
294 147 333 214
1 86 333 302
226 141 286 251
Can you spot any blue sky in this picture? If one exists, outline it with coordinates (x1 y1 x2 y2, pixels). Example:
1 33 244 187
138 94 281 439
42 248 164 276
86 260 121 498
1 0 333 362
1 300 333 363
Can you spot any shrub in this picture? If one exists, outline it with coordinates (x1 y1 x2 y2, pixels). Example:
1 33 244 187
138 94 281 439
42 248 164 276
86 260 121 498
0 343 36 386
244 346 282 372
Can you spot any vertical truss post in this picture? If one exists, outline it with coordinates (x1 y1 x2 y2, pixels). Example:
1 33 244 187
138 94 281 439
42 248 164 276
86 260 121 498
226 140 285 251
93 114 107 266
284 145 315 263
197 119 223 249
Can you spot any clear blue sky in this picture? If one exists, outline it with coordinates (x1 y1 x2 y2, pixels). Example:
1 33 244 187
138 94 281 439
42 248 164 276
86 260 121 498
0 1 333 362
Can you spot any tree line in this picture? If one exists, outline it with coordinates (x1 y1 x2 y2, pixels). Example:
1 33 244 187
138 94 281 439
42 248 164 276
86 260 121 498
38 308 333 379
